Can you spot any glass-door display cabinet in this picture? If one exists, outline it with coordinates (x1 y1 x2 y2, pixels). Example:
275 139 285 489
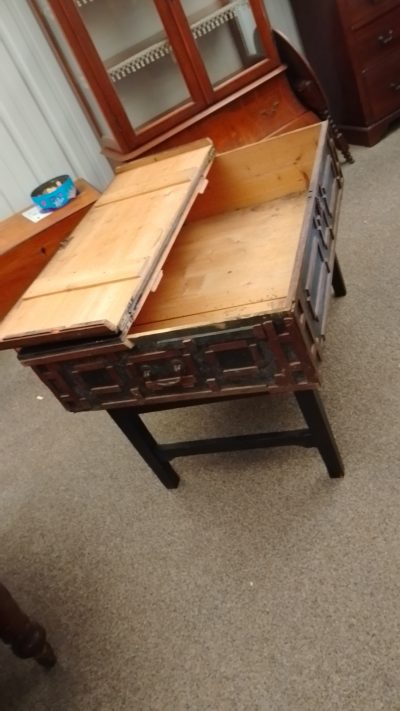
30 0 316 159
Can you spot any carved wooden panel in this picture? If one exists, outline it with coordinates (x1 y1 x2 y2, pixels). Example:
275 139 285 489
33 363 91 411
28 317 319 412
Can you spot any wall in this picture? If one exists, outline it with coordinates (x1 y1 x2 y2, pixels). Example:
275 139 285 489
0 1 113 220
263 0 303 51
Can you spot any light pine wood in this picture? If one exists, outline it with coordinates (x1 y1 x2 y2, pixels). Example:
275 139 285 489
0 142 214 346
186 124 321 222
0 126 324 349
131 193 306 335
24 184 197 298
129 298 288 338
97 143 215 206
114 138 213 174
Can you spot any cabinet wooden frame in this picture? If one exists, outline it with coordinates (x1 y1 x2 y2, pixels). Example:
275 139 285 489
290 0 400 146
29 0 280 154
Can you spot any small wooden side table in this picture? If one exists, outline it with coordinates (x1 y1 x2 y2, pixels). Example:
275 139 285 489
0 179 99 321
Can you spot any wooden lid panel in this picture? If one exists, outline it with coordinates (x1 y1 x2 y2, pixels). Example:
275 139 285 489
0 140 214 348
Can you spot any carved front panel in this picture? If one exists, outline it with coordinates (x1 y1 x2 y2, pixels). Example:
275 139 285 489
33 364 91 412
298 135 343 341
28 317 319 412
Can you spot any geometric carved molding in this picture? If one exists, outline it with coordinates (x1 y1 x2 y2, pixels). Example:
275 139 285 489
31 317 319 412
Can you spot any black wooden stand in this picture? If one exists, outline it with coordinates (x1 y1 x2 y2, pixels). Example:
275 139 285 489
108 389 344 489
332 255 347 297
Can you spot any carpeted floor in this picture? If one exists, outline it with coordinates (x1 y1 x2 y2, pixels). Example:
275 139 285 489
0 126 399 711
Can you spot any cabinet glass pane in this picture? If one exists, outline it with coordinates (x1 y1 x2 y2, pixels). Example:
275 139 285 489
34 0 112 137
180 0 266 87
74 0 191 129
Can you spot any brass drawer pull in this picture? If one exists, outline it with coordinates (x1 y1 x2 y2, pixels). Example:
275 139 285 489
147 377 183 389
378 29 394 45
390 81 400 92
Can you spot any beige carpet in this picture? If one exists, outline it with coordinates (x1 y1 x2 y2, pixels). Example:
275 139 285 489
0 127 400 711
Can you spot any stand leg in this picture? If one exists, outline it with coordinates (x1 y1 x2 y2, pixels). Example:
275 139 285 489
332 255 347 297
295 390 344 478
327 114 354 164
0 582 56 668
108 408 180 489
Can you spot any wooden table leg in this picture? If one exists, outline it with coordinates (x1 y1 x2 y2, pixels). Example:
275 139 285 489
332 255 347 297
108 408 180 489
295 390 345 478
0 582 56 668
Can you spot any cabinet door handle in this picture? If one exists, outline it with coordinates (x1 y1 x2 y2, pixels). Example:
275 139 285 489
390 81 400 92
378 29 394 45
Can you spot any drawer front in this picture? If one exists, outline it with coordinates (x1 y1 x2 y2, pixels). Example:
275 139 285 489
345 0 400 28
354 5 400 66
31 320 319 411
361 49 400 119
299 136 343 341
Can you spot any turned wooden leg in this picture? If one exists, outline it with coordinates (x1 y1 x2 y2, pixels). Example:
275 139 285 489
295 390 345 478
0 582 56 668
108 408 180 489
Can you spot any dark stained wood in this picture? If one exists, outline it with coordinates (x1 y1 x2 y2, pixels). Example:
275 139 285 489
341 112 400 145
345 0 399 27
353 5 400 67
290 0 400 145
108 400 337 488
0 582 56 667
0 180 99 321
108 409 180 489
332 254 347 297
361 49 400 121
21 315 320 412
295 390 344 477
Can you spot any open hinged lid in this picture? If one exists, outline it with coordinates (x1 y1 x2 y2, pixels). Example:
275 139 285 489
0 139 214 349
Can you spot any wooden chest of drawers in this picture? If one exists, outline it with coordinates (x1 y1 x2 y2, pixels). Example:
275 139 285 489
290 0 400 145
0 124 346 486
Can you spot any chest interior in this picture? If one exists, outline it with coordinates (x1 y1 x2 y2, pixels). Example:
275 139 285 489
129 122 323 337
0 123 324 350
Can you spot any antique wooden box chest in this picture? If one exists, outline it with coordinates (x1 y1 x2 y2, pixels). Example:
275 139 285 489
0 122 343 411
0 123 346 486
